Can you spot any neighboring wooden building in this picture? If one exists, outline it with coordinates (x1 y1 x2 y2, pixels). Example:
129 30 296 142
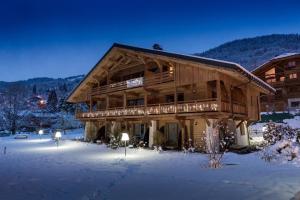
67 43 274 151
252 53 300 112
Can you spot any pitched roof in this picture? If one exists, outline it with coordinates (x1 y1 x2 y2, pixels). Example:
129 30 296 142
252 52 300 74
67 43 275 102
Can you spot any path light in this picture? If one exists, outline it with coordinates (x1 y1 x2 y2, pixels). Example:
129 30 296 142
38 130 44 139
121 132 129 157
55 131 62 147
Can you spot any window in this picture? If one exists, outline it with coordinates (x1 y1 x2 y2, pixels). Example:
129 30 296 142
162 65 169 72
265 68 276 83
165 94 174 103
148 64 160 73
207 80 217 98
289 73 297 79
165 123 179 147
177 93 184 102
291 101 300 108
133 124 145 138
127 98 144 106
287 61 296 68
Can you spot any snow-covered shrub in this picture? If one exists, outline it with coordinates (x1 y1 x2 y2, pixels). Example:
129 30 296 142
260 122 300 164
183 138 196 153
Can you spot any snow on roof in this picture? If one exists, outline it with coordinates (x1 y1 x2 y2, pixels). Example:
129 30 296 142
252 52 300 73
272 52 300 60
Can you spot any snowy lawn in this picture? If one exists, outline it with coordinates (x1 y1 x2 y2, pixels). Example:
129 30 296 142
0 130 300 200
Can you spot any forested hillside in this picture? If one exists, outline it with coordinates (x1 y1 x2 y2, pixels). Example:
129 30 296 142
197 34 300 71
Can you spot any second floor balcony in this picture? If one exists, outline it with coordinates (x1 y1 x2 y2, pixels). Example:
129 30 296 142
90 71 174 96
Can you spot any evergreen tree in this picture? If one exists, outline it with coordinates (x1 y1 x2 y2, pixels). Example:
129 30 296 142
152 43 163 50
59 83 68 92
58 97 75 113
32 84 37 95
47 90 58 112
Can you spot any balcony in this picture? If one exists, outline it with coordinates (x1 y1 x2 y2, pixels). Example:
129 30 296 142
76 99 247 119
90 71 174 96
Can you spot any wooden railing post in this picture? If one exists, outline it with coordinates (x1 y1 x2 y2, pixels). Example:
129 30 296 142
216 80 222 112
123 92 127 109
106 95 109 110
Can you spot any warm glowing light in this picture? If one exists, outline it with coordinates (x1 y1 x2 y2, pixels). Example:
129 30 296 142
80 101 219 119
55 131 62 139
121 133 129 141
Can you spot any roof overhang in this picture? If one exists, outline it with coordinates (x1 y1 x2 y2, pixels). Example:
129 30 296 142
67 43 275 103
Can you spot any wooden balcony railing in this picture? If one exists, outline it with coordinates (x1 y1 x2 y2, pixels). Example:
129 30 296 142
75 99 247 119
232 101 247 114
90 71 174 95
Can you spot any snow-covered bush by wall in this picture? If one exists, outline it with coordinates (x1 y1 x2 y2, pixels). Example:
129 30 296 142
259 122 300 165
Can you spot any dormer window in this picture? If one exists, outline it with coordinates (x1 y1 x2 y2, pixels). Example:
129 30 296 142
265 68 276 83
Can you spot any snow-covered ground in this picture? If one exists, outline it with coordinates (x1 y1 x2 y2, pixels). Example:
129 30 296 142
0 129 300 200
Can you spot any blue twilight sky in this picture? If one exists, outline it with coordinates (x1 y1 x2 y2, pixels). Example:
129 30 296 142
1 0 300 81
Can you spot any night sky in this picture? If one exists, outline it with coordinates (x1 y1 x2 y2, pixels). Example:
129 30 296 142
1 0 300 81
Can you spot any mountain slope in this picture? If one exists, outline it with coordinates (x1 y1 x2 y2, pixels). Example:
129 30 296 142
197 34 300 71
0 75 84 99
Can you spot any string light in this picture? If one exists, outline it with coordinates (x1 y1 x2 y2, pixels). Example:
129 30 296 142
80 102 219 118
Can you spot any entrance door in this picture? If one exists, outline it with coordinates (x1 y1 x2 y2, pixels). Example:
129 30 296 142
166 123 179 149
133 123 145 140
96 126 106 142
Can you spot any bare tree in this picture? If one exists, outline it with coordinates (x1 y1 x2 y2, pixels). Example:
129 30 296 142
1 84 26 134
205 120 235 168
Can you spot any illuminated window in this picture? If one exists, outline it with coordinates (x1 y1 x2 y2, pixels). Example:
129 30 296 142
265 68 276 83
279 76 285 82
291 101 300 108
289 73 297 79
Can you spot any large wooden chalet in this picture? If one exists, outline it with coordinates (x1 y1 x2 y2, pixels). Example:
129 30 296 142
253 53 300 112
67 43 275 151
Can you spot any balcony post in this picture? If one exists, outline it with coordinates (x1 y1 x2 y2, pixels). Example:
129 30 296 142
89 96 92 112
229 85 233 114
216 80 222 112
106 95 110 109
144 92 148 112
174 87 177 113
123 92 127 109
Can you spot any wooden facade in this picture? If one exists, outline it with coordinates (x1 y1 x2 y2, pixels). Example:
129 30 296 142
252 53 300 112
67 43 275 151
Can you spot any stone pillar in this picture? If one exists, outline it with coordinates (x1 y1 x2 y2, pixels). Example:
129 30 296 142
205 119 219 153
235 121 250 146
149 120 157 147
84 121 98 142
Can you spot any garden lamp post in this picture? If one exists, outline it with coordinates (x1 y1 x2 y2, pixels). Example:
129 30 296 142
38 130 44 139
55 131 62 147
121 133 129 157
